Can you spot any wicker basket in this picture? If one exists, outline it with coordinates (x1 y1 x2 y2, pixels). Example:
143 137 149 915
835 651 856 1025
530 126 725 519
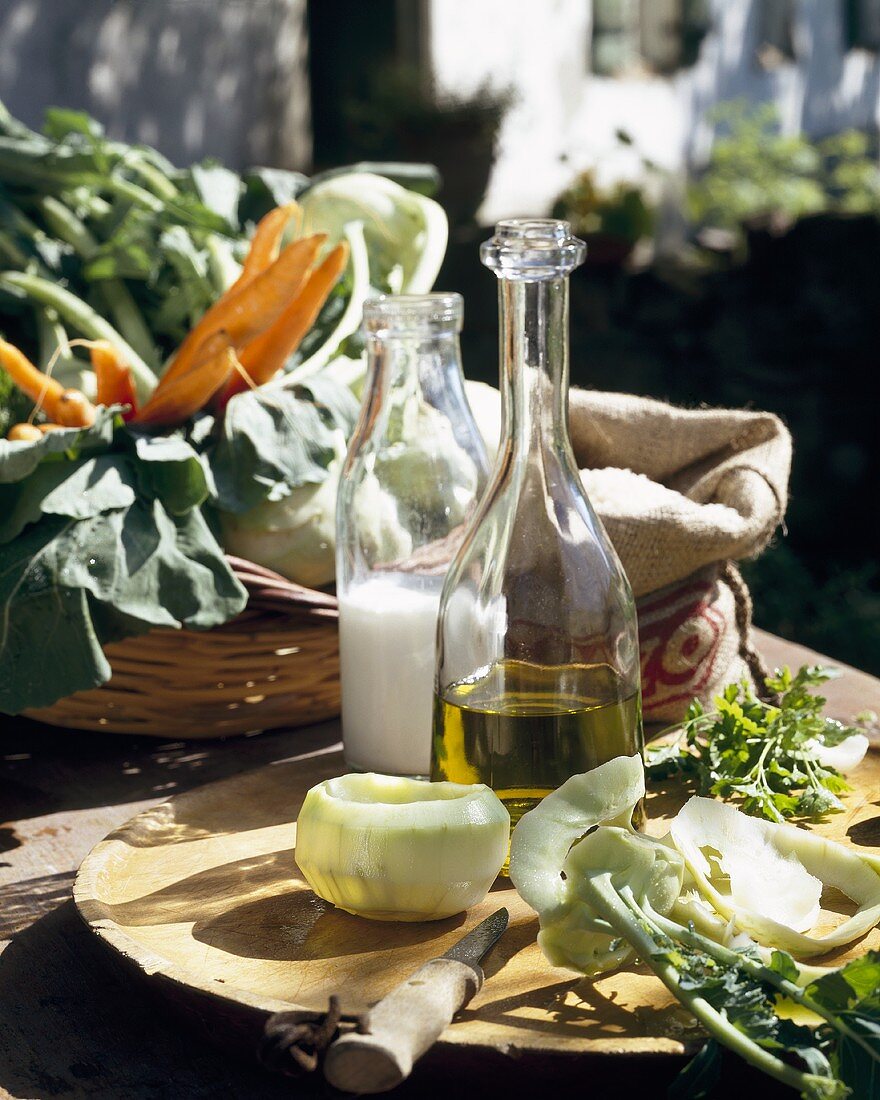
26 557 341 739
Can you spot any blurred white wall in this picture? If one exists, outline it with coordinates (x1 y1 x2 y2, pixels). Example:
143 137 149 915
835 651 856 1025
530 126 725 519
426 0 880 222
0 0 311 169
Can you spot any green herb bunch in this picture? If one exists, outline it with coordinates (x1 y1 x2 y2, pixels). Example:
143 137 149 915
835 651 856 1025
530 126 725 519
646 666 864 823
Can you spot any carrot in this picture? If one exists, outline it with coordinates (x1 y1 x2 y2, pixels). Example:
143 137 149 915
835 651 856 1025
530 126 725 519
89 340 139 419
7 422 42 441
132 331 234 428
219 240 350 405
233 202 302 290
159 233 326 387
0 338 95 427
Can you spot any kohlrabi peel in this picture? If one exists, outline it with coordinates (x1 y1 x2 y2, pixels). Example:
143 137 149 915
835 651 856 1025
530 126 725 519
509 756 880 1099
671 796 880 956
508 755 683 974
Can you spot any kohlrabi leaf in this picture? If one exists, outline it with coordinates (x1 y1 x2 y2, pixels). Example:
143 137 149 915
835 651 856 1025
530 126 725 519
189 162 243 228
240 166 311 223
0 453 137 543
0 405 121 484
208 381 354 513
132 433 213 515
0 497 245 714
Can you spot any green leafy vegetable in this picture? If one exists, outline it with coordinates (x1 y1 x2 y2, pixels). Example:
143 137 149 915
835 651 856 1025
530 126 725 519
207 377 359 514
0 97 447 714
0 414 245 714
132 433 213 516
0 405 120 483
509 759 880 1100
646 666 867 822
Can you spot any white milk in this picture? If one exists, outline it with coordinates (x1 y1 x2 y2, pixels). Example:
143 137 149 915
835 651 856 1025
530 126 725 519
338 573 442 777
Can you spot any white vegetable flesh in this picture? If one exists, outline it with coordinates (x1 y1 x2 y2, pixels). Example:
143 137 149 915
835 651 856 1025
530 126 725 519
509 755 880 979
508 755 683 974
670 795 880 956
671 797 822 933
806 732 869 773
295 773 510 922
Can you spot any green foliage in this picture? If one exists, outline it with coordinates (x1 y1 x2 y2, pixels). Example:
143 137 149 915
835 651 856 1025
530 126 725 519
688 101 880 233
343 64 513 158
207 377 359 514
0 420 246 714
646 665 864 822
0 97 440 374
0 98 449 716
553 168 655 245
742 547 880 680
646 927 875 1099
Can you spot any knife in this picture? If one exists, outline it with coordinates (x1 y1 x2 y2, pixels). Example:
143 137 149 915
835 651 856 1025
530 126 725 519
323 906 509 1094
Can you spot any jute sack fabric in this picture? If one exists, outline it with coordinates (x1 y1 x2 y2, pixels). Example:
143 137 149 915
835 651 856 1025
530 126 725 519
467 384 793 723
574 389 792 721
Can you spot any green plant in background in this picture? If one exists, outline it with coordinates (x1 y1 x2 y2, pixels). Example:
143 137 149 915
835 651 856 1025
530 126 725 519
552 130 658 259
344 65 512 159
741 546 880 679
552 169 655 246
688 100 880 234
343 65 513 225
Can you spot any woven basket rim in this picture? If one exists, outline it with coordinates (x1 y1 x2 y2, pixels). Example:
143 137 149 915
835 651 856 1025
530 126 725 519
227 554 339 620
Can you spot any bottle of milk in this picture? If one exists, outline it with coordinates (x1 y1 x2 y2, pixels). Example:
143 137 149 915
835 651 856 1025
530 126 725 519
336 294 489 777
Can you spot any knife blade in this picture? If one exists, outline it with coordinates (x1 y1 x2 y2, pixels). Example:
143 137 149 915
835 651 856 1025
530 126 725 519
323 907 509 1094
442 906 509 969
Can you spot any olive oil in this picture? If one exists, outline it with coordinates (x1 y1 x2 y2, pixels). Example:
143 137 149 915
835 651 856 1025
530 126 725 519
431 658 643 826
431 221 644 852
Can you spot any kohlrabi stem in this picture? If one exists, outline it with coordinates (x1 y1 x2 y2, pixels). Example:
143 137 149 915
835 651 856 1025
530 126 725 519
580 873 827 1097
640 896 874 1062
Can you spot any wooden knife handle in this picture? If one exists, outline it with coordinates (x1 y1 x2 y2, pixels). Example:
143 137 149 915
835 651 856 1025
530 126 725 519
323 957 482 1094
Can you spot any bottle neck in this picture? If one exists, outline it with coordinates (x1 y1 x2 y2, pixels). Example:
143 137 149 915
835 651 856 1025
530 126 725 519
362 331 460 417
498 276 573 461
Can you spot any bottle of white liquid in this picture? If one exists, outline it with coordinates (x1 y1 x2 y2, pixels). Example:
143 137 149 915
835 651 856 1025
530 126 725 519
336 294 489 778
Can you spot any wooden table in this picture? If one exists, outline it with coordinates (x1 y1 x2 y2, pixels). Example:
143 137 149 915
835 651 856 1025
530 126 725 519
1 632 878 1100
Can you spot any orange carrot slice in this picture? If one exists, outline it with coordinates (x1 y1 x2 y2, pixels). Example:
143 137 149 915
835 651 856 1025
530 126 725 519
159 232 326 387
233 202 302 290
89 341 139 419
0 338 95 427
133 332 234 428
220 240 350 404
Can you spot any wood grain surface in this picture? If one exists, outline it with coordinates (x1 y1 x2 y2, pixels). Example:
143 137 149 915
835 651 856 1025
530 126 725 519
2 631 879 1100
72 735 880 1061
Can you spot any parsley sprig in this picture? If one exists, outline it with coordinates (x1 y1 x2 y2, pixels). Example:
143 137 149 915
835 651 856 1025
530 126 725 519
646 665 864 823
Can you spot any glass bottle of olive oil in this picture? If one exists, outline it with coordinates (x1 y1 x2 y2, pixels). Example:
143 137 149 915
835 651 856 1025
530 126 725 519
431 220 644 829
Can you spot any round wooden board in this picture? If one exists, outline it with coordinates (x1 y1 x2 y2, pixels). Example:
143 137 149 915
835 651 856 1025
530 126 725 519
74 744 880 1077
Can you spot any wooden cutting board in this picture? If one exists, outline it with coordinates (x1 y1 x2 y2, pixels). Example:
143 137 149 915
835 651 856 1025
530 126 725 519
74 746 880 1076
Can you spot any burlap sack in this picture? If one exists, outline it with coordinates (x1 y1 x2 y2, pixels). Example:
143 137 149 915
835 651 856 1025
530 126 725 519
571 390 791 720
466 384 793 723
